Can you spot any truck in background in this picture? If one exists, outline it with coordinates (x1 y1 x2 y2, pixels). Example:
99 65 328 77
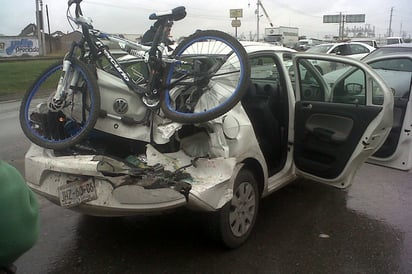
264 26 299 48
350 38 379 48
386 36 404 45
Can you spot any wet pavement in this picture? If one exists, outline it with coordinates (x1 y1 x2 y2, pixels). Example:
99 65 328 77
2 100 411 273
13 163 412 273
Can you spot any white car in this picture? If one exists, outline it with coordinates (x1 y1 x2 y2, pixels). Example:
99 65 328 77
24 43 394 248
306 42 376 74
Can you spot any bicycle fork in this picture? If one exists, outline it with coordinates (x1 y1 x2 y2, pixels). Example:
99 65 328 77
49 59 80 112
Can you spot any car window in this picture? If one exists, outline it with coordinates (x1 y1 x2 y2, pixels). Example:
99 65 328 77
297 59 327 101
298 58 370 105
332 69 367 104
369 58 412 99
332 45 350 55
250 56 279 80
350 44 370 54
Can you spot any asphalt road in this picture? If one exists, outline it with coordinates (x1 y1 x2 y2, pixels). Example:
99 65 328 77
1 100 412 273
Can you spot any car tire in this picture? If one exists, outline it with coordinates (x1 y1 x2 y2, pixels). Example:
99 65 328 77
212 169 259 249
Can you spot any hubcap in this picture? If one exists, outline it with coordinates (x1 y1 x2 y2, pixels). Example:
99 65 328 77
229 181 256 237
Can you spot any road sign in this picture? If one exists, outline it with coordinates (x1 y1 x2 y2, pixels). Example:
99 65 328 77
230 9 243 18
323 15 341 23
346 14 365 23
231 19 241 28
323 14 365 23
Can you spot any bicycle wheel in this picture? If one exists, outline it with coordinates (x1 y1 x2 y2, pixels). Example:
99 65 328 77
161 30 250 123
20 59 100 150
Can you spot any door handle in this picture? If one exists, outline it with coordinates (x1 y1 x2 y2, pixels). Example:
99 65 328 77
302 103 312 109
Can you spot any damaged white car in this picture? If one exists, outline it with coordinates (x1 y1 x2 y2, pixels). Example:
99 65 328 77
24 43 394 248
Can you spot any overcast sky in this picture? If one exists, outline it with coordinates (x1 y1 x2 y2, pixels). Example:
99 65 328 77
1 0 411 40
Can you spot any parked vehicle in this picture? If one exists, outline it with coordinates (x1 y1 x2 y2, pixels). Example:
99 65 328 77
295 38 323 51
306 42 376 74
23 41 394 248
386 36 404 45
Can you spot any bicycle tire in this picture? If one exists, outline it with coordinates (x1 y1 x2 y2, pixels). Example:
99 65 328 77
19 59 101 150
161 30 250 123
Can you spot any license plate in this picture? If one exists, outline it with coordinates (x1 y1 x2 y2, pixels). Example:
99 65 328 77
58 178 97 208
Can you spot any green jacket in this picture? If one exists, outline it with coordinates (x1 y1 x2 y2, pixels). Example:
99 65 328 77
0 161 39 267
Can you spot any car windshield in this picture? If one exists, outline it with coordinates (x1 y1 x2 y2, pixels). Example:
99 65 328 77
306 44 333 53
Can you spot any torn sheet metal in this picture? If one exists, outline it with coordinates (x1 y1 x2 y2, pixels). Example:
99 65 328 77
145 144 237 210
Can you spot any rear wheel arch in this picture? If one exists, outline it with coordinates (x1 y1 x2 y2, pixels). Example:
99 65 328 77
241 158 265 197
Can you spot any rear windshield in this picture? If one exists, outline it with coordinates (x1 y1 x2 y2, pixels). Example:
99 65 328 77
306 44 333 53
363 47 412 60
369 58 412 98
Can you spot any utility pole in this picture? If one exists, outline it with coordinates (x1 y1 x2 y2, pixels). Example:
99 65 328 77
40 0 46 55
35 0 43 55
256 1 260 41
388 7 393 37
46 4 52 53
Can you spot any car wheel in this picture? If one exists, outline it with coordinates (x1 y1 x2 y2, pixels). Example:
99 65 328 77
214 169 259 248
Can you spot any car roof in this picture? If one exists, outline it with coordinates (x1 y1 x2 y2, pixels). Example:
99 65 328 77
351 38 377 41
240 41 297 53
316 41 370 46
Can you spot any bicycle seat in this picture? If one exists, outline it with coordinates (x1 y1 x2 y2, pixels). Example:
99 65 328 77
149 6 186 21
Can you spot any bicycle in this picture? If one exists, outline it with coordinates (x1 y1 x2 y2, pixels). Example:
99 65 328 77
19 0 250 150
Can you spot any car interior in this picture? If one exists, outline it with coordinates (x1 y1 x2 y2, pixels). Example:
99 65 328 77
241 54 289 176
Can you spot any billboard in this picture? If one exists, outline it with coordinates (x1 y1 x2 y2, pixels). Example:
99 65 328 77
346 14 365 23
0 37 39 57
230 9 243 18
323 15 341 23
323 14 365 23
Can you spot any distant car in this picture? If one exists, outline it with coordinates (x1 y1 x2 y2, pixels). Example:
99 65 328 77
295 39 323 51
306 42 376 74
24 43 394 248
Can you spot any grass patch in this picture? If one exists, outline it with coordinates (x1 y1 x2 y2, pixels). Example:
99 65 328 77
0 59 61 97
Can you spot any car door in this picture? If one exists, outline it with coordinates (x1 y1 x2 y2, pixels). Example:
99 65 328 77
367 56 412 170
292 54 394 188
